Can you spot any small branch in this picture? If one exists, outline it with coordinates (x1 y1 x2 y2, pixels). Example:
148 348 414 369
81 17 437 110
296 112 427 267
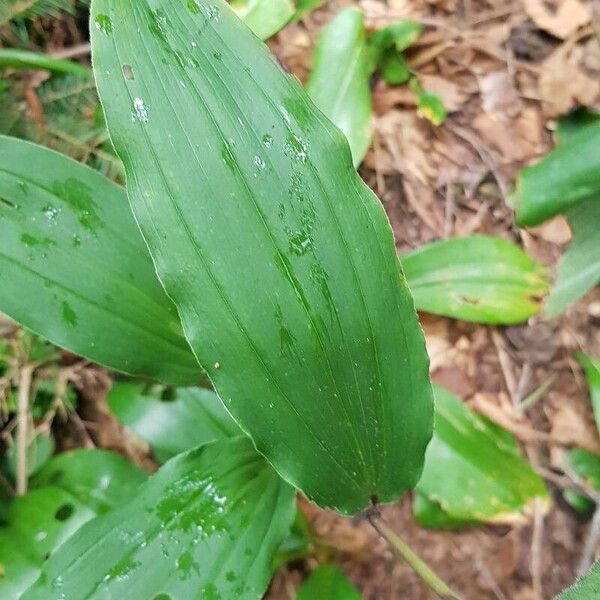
531 498 544 600
16 365 33 496
368 514 463 599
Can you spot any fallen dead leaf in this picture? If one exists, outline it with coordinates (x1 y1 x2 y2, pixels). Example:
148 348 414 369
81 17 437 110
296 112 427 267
524 0 591 40
528 215 572 245
479 70 522 117
538 44 600 117
419 73 468 112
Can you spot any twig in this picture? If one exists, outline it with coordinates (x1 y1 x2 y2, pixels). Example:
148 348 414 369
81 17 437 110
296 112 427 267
16 365 33 496
531 498 545 599
50 43 91 60
577 503 600 576
368 514 464 599
517 375 556 412
491 330 518 406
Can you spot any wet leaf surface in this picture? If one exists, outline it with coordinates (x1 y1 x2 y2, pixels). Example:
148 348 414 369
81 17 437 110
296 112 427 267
91 0 433 514
22 438 296 600
0 136 200 385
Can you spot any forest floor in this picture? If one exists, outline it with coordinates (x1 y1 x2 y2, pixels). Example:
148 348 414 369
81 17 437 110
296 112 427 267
2 0 600 598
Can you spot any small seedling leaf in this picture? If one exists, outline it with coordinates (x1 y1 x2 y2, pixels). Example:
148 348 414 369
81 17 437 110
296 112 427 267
401 235 549 324
296 565 363 600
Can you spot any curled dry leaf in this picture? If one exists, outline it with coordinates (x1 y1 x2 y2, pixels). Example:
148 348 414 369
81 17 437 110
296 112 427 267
524 0 591 40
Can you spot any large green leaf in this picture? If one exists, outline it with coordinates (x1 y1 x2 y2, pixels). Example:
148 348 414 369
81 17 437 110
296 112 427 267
557 560 600 599
0 136 199 385
23 437 296 600
401 235 549 324
0 449 147 597
91 0 433 513
108 381 238 462
512 121 600 227
414 386 548 528
546 198 600 316
296 565 363 600
307 8 373 167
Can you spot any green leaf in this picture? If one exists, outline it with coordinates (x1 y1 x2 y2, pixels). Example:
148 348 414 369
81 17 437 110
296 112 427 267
0 136 200 385
380 49 410 85
296 565 362 600
23 437 296 600
32 448 148 512
512 121 600 227
4 432 54 480
414 385 548 528
369 20 422 54
229 0 294 39
292 0 324 21
0 488 97 598
91 0 433 514
0 449 147 597
575 351 600 435
401 235 549 324
0 49 92 78
563 448 600 515
554 107 600 146
307 8 373 167
108 381 238 462
557 560 600 599
546 198 600 316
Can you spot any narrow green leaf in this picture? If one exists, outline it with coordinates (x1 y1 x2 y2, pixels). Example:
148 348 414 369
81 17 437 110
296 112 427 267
401 235 549 324
23 437 296 600
31 448 148 513
307 8 373 167
556 560 600 599
512 121 600 227
0 136 200 385
91 0 433 514
108 381 238 462
415 386 548 528
229 0 294 39
575 351 600 435
0 488 97 598
546 198 600 316
296 565 362 600
0 49 92 78
563 448 600 514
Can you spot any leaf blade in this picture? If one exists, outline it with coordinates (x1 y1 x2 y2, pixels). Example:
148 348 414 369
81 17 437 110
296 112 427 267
91 0 433 513
22 437 296 600
401 235 549 324
0 136 200 385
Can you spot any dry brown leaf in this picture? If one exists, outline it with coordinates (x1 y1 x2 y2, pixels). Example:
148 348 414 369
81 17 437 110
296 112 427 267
473 106 543 163
538 45 600 117
528 215 572 244
548 395 600 452
524 0 591 40
479 71 522 117
419 74 468 112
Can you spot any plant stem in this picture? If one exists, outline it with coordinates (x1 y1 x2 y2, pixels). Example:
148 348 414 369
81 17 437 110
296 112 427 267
16 365 33 496
368 514 463 600
0 49 92 78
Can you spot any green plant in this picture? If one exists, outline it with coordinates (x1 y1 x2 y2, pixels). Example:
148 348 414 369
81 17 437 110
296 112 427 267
0 1 591 598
